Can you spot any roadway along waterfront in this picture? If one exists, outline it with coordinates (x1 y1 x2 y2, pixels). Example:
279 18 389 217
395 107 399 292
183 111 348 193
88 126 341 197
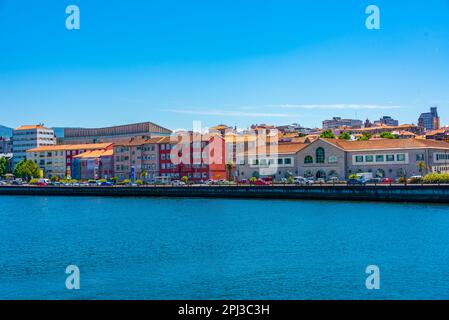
2 184 449 203
1 196 449 299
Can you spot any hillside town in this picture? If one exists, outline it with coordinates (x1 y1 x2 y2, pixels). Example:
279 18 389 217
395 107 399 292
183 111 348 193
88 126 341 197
1 106 449 185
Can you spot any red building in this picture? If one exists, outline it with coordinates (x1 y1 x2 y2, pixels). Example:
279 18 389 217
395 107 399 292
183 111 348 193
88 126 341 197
158 134 226 182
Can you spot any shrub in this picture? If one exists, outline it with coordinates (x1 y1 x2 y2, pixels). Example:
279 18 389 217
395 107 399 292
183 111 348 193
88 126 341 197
423 173 449 184
287 176 294 184
249 177 257 184
349 174 359 179
29 179 39 185
135 179 143 185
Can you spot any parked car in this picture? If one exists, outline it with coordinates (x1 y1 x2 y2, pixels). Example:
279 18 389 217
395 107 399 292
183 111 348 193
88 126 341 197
216 179 227 185
36 181 48 186
294 177 313 186
238 179 249 184
255 179 270 186
366 178 381 184
316 178 326 184
0 181 7 185
171 180 185 186
99 181 113 187
381 178 393 184
347 177 366 186
205 179 216 185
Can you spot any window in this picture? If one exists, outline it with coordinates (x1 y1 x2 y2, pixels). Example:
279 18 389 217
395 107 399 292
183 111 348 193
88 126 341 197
416 154 424 161
386 155 395 162
284 158 292 165
278 158 284 165
328 156 337 164
376 155 384 162
397 154 406 162
161 144 165 150
365 155 374 162
316 148 325 163
304 156 313 164
355 156 364 163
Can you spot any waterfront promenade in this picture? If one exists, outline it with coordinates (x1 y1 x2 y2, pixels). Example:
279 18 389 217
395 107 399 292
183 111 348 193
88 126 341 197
1 184 449 203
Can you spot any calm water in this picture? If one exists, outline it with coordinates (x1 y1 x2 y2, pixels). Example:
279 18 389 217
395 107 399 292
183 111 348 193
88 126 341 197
1 196 449 299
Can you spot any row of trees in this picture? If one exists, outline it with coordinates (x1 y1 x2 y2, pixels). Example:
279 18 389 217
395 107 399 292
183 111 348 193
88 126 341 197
320 130 397 140
0 157 41 181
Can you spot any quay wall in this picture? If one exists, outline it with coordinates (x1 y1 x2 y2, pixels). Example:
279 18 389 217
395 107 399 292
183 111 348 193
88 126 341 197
1 185 449 203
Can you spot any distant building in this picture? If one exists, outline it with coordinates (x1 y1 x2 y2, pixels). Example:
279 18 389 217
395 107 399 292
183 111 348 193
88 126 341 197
0 137 12 154
418 107 440 131
27 143 113 178
12 125 56 167
374 116 399 127
322 117 363 130
60 121 172 144
342 124 424 136
425 127 449 141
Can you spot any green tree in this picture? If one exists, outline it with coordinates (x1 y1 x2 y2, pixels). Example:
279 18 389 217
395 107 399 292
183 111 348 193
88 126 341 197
357 132 371 141
417 161 427 175
379 131 397 139
0 156 7 176
13 159 41 181
338 132 351 140
320 129 336 139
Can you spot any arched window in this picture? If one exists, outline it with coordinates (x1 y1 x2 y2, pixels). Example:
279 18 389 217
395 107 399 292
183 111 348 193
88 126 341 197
304 155 313 164
316 147 325 163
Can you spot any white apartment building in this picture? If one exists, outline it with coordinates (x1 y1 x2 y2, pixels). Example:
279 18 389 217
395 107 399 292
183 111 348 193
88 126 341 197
12 125 56 167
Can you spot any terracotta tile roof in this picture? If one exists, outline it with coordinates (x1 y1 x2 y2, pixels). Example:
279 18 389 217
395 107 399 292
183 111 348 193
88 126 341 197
27 143 112 152
15 124 51 131
73 149 114 158
323 138 449 151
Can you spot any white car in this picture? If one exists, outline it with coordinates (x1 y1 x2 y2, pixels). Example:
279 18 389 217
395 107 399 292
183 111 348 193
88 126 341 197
171 180 185 186
205 179 216 185
294 177 313 185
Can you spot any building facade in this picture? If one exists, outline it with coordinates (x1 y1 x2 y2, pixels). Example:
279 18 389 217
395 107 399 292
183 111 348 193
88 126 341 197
418 107 440 131
0 137 12 154
27 143 112 178
236 138 449 181
61 122 171 144
158 134 227 182
374 116 399 127
71 149 114 180
322 117 363 130
12 125 56 167
113 137 162 181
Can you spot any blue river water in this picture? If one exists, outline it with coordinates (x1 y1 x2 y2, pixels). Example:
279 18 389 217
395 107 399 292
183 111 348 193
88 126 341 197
1 195 449 300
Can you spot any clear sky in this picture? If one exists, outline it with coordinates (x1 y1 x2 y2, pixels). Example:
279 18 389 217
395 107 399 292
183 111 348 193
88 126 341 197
0 0 448 130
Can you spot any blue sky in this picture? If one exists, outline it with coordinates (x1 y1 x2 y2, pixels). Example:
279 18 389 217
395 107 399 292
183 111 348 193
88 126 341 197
0 0 448 130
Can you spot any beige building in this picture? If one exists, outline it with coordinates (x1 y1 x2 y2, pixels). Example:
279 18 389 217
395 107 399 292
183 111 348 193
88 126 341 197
27 143 112 178
113 137 163 181
236 138 449 181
